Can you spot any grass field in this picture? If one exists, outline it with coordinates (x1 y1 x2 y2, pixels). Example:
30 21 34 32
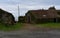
0 23 23 31
34 23 60 29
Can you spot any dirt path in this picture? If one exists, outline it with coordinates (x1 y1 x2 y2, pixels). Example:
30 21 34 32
21 23 54 31
22 23 37 30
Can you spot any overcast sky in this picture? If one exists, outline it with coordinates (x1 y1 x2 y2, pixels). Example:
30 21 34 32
0 0 60 21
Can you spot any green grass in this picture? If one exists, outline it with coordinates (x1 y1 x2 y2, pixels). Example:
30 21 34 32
0 23 23 31
34 23 60 29
0 22 60 31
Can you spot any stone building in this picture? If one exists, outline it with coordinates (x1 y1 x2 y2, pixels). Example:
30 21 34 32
25 7 60 23
0 8 15 25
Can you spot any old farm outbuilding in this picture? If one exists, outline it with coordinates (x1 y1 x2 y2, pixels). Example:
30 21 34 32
25 7 60 23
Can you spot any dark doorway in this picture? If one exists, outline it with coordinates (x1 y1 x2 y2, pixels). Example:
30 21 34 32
54 18 57 23
27 16 30 23
57 18 60 22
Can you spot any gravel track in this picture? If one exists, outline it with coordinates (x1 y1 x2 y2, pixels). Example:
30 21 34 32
0 30 60 38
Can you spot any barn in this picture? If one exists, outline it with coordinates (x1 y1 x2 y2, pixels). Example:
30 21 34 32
25 7 60 23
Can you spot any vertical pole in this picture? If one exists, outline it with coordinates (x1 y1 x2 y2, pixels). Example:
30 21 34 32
18 4 20 21
18 4 20 17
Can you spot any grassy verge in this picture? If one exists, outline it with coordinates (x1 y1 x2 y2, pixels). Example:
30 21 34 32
0 23 23 31
0 22 60 31
34 23 60 29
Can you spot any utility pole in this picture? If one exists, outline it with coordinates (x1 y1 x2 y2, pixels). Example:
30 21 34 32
18 4 20 21
18 4 20 17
